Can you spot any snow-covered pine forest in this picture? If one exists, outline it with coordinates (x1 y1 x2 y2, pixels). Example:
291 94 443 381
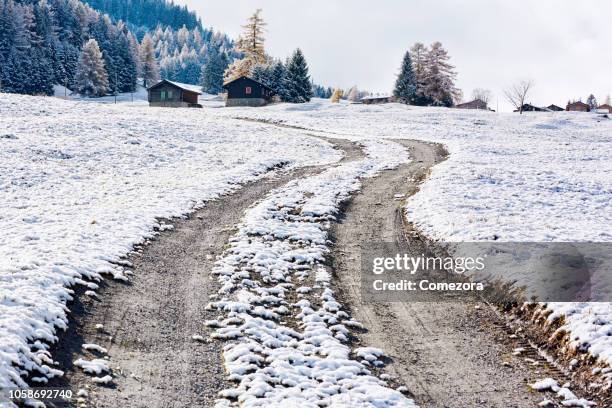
0 0 236 96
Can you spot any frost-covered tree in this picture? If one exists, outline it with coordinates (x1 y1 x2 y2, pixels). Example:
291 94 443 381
224 9 268 82
347 86 360 102
74 39 109 97
410 42 429 104
200 46 228 94
393 50 417 104
586 94 598 110
283 48 312 103
605 94 611 106
270 60 287 99
127 31 141 77
239 9 266 60
140 33 159 87
423 42 459 107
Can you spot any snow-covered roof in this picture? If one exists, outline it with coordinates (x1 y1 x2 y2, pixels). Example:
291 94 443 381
361 94 392 100
149 79 203 94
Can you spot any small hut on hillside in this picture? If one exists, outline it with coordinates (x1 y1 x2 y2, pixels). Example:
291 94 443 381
223 76 274 107
455 99 488 110
148 80 202 108
547 104 565 112
515 103 547 112
597 104 612 113
566 101 590 112
361 95 395 104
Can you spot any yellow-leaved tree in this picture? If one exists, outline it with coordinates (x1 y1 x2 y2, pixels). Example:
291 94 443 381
330 88 343 103
224 9 270 82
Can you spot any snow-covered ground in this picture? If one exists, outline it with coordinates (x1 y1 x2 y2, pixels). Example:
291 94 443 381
2 93 611 402
218 100 612 373
0 94 342 396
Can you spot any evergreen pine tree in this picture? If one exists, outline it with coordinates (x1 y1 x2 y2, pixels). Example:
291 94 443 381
393 50 417 104
586 94 598 110
270 60 287 99
75 38 109 97
283 48 312 103
200 46 228 94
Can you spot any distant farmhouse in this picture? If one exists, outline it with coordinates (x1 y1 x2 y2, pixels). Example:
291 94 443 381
566 101 590 112
223 76 274 107
547 104 564 112
597 104 612 113
361 95 395 104
455 99 488 110
515 103 547 112
148 80 202 108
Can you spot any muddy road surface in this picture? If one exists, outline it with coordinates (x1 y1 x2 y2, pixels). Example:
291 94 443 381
331 139 550 408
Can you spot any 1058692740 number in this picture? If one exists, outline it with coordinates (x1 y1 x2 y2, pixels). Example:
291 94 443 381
3 388 73 402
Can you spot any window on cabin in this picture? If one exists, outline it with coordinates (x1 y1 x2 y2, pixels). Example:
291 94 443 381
161 91 166 100
168 90 173 99
245 86 252 95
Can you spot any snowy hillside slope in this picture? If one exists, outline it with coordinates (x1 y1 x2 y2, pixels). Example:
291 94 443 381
0 94 341 394
218 100 612 372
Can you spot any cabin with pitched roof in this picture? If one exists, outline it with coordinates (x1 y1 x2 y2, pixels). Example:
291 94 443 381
455 99 488 110
223 76 274 107
148 80 203 108
566 101 590 112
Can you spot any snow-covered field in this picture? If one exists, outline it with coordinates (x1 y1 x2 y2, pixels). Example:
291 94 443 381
219 100 612 374
2 93 611 403
0 94 342 395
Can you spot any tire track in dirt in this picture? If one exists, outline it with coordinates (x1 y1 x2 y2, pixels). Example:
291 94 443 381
331 139 551 408
45 136 364 408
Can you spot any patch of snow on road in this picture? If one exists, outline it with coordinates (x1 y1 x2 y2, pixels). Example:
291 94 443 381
0 94 341 397
208 139 416 406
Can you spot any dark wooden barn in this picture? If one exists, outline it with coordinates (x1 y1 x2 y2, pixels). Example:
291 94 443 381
148 80 202 108
455 99 488 110
515 103 547 112
223 76 274 107
597 104 612 113
547 104 565 112
566 101 590 112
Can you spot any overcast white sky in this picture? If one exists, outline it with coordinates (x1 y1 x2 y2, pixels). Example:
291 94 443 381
178 0 612 111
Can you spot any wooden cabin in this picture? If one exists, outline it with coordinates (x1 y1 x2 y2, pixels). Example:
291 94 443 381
515 103 546 112
223 76 274 107
566 101 590 112
597 104 612 113
148 80 203 108
360 95 395 104
547 104 565 112
455 99 488 110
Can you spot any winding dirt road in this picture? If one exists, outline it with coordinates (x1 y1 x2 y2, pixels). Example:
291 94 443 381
46 130 557 408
